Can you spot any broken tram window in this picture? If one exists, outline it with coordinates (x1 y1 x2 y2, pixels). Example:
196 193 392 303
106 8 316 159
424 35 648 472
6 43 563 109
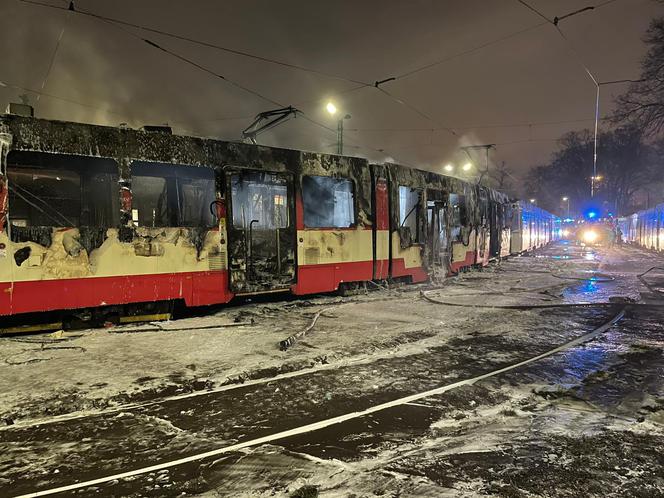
130 162 215 228
449 193 467 241
7 151 119 228
302 175 355 228
230 171 289 229
399 186 422 242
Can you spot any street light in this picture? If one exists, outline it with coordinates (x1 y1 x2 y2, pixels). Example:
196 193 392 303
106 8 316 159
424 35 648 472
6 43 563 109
529 198 536 204
462 162 472 172
562 196 570 218
444 164 454 173
326 102 350 155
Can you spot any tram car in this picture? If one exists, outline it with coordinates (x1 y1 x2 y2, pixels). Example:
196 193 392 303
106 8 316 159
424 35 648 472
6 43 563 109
618 204 664 251
0 108 559 330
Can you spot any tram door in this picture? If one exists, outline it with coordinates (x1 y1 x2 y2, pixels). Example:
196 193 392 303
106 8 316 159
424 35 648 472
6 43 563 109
489 201 501 258
426 191 449 276
226 170 296 294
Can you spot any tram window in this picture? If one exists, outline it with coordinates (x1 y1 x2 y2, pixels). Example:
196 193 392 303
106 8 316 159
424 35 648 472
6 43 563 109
399 186 422 242
131 175 169 227
7 151 119 228
302 175 355 228
449 193 467 226
230 172 289 229
131 162 215 228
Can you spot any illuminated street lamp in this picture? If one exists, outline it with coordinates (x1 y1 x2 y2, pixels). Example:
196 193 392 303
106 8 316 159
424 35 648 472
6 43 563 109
444 164 454 173
529 198 536 204
326 102 350 155
462 162 472 172
562 196 570 218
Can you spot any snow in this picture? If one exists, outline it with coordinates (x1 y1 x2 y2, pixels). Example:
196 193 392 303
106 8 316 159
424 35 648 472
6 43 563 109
1 242 663 497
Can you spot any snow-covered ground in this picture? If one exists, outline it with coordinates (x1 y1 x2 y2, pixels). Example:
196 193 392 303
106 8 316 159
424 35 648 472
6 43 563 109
0 246 590 425
1 242 663 497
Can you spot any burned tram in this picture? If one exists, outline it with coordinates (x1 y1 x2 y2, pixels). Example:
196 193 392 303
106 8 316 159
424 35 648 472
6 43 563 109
0 111 559 329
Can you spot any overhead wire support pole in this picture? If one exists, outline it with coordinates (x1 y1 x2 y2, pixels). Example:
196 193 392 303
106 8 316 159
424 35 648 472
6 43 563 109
591 78 644 197
592 84 600 197
514 0 618 198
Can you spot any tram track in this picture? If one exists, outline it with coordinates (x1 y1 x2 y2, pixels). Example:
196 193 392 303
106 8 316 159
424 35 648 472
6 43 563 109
13 307 627 498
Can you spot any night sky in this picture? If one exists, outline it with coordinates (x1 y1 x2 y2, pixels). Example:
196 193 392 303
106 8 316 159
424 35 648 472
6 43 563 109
2 0 662 192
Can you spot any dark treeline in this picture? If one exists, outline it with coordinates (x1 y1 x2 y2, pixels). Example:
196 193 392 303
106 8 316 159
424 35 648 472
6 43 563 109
525 8 664 217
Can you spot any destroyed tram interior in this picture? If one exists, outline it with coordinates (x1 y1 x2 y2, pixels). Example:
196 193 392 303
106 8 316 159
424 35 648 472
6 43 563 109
0 106 559 333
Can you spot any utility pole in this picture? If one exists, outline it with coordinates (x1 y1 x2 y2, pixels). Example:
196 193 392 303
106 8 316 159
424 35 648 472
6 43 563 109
336 114 351 155
590 79 644 197
326 102 351 155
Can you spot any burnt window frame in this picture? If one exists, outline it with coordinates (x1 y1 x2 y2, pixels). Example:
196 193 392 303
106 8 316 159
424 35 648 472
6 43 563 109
449 193 468 227
5 150 120 230
129 161 216 229
398 185 423 244
301 174 357 229
228 170 291 230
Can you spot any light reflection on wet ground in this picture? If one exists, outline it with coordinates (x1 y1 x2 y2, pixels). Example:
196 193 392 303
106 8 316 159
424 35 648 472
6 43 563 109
1 242 663 497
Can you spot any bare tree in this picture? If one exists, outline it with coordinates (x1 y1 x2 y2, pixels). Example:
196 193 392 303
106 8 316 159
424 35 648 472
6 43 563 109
490 161 513 191
614 17 664 134
525 127 657 215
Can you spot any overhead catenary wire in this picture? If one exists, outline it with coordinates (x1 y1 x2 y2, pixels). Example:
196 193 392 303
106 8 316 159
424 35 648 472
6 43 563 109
515 0 553 23
35 6 71 103
348 116 611 133
17 0 371 87
376 87 457 137
0 80 128 117
12 0 632 163
391 21 548 81
96 15 286 109
512 0 628 197
12 0 554 145
20 0 404 160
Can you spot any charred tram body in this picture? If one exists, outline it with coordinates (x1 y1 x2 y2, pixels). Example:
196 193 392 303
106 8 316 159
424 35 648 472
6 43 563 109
0 114 559 330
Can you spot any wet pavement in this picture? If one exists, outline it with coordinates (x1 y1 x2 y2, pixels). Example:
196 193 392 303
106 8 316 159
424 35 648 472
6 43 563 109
1 241 663 497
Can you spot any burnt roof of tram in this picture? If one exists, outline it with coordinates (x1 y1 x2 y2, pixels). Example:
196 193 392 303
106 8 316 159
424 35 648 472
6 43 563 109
0 112 509 203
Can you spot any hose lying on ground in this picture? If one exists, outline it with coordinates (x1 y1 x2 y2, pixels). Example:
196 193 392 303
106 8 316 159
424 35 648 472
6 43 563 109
20 308 627 497
279 307 332 351
420 290 623 310
551 273 615 282
637 266 664 295
110 321 254 334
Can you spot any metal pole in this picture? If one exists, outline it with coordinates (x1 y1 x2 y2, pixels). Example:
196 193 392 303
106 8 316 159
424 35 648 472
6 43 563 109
337 119 343 155
566 198 570 218
592 84 600 198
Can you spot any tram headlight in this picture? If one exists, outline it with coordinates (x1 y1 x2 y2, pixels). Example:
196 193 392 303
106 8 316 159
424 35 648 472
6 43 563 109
581 229 598 244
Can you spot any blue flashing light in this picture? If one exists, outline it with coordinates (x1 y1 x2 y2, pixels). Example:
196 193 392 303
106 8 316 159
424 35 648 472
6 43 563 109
587 210 597 219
